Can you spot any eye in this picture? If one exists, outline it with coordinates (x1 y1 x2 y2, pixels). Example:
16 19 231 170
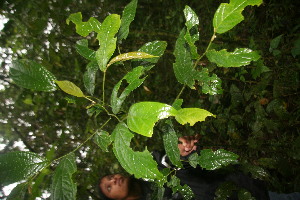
107 186 111 192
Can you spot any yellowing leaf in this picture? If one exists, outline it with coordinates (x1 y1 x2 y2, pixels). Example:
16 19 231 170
55 80 85 97
107 52 157 67
175 108 215 126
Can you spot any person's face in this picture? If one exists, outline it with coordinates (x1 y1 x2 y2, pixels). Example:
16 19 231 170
99 174 130 200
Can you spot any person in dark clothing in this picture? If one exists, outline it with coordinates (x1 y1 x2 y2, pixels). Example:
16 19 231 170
98 135 300 200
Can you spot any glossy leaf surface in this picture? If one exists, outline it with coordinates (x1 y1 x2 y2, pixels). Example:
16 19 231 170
0 151 48 185
118 0 138 41
173 29 197 88
93 130 112 152
175 108 215 126
83 61 98 95
206 48 260 67
213 0 263 34
51 153 77 200
137 41 167 63
162 121 183 168
96 14 121 71
183 6 199 59
10 59 56 92
127 102 177 137
55 80 85 97
107 52 157 67
112 123 164 181
66 12 101 37
111 66 147 114
198 149 238 170
75 39 96 61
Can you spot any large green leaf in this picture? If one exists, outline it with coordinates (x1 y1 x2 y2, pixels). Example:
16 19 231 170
66 12 101 37
112 123 164 182
10 59 56 92
137 41 167 63
75 39 96 61
107 52 157 67
127 102 177 137
173 29 197 89
0 151 48 185
213 0 263 34
93 130 112 152
111 66 148 114
175 108 215 126
96 14 121 71
183 5 199 59
118 0 138 41
162 121 183 168
198 149 239 170
55 80 85 97
51 153 77 200
206 48 260 67
7 182 28 200
83 61 98 96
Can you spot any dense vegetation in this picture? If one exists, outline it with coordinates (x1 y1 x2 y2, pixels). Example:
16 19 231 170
0 0 299 199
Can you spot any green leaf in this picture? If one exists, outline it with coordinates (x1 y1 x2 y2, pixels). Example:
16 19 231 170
10 59 56 92
75 39 96 61
55 80 85 97
184 6 199 59
238 189 256 200
51 153 77 200
118 0 138 41
196 68 223 95
172 99 183 110
215 182 238 200
137 41 167 63
127 102 177 137
66 12 101 37
168 176 194 200
162 121 183 168
93 130 112 152
107 52 157 67
198 149 239 170
96 14 121 71
29 168 50 200
83 61 98 95
173 29 197 88
213 0 263 34
175 108 215 126
291 37 300 58
7 182 28 200
111 66 148 114
251 61 270 79
269 34 283 51
206 48 260 67
0 151 48 185
188 153 199 168
112 123 164 182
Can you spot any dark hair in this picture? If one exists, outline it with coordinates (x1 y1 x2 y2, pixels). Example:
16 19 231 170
97 176 113 200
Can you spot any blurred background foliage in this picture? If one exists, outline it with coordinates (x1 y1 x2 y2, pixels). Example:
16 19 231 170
0 0 299 199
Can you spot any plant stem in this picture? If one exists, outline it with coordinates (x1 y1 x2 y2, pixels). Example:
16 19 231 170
193 32 216 69
84 96 96 104
102 71 106 104
28 118 112 183
174 85 186 102
174 32 216 101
